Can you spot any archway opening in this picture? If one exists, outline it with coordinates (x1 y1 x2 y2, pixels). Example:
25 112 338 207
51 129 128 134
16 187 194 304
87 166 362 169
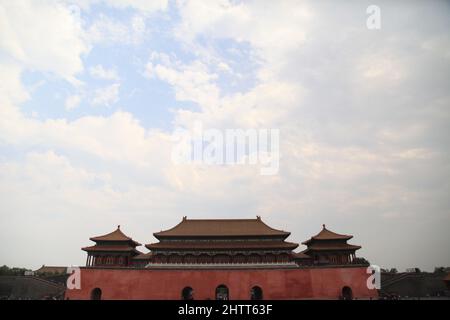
90 288 102 300
342 286 353 300
181 286 194 300
215 285 229 300
250 286 263 300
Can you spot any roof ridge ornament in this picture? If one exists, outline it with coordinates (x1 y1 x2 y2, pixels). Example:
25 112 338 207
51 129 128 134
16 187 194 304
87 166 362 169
322 224 326 229
256 215 261 220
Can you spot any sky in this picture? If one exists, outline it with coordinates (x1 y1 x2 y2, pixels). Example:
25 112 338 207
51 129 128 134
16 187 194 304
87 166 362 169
0 0 449 272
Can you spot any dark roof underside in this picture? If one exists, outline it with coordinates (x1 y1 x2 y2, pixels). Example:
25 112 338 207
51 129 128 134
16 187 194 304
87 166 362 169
292 252 311 259
303 243 361 252
132 252 153 260
146 240 298 251
82 245 142 254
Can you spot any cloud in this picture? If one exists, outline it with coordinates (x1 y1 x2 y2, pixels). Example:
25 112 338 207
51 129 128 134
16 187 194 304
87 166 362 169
1 0 449 272
145 51 304 129
72 0 168 13
0 63 29 105
91 83 120 107
65 94 82 110
0 1 89 82
174 0 312 81
146 53 220 110
89 65 120 81
87 13 148 45
102 0 168 13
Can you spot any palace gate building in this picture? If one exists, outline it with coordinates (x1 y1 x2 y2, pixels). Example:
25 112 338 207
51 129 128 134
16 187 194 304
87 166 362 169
66 217 377 300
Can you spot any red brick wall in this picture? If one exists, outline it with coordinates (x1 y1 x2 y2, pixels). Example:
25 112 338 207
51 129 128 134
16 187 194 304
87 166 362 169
65 266 378 300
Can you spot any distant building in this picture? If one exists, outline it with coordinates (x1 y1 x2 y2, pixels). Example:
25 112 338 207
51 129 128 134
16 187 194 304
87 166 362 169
380 271 450 299
444 273 450 291
0 276 65 300
405 268 421 273
1 266 68 300
34 265 67 276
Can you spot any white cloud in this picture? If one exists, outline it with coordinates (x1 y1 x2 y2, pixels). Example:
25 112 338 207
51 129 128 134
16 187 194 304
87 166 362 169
103 0 168 13
91 83 120 107
87 13 148 45
0 63 29 105
71 0 168 13
358 54 404 84
175 0 312 81
146 53 221 110
217 61 232 73
90 65 120 81
0 1 89 82
145 50 304 129
1 0 450 272
65 94 82 110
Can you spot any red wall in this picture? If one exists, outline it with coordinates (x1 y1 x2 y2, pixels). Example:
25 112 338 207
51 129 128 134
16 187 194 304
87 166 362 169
65 266 378 300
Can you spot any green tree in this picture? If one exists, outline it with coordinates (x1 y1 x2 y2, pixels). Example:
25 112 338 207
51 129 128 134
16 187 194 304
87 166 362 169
0 265 31 276
389 268 398 274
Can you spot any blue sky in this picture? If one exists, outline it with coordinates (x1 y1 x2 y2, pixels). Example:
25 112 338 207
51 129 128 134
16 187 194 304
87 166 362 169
1 0 449 271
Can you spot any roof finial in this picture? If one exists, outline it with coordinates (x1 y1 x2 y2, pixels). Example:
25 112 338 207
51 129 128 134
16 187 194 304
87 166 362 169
118 225 121 229
322 224 326 229
183 216 187 221
256 215 261 220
